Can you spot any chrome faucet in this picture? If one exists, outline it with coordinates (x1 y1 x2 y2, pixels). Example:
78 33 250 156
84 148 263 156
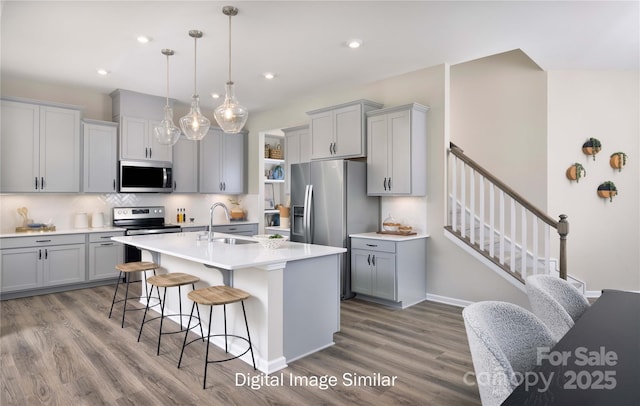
208 202 230 241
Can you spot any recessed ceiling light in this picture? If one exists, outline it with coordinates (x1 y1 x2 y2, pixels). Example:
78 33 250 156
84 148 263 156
263 72 275 80
211 93 221 99
137 36 150 44
97 68 110 76
347 39 363 49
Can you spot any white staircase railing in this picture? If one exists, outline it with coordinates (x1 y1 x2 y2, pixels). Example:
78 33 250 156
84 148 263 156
447 143 569 283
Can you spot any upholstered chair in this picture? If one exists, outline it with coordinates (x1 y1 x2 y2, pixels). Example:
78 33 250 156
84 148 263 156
525 274 590 341
462 301 556 406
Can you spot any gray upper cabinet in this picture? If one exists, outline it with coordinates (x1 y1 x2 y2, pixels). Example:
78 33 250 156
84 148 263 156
283 124 311 194
367 103 428 196
83 119 118 193
172 136 199 193
199 128 246 194
111 89 173 162
307 100 383 160
1 99 81 193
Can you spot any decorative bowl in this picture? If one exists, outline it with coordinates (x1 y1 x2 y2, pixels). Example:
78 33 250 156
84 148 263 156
253 234 289 249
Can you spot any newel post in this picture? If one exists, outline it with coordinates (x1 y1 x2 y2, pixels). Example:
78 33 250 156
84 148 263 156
557 214 569 280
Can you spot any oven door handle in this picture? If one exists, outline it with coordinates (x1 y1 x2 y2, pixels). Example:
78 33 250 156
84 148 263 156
125 227 182 236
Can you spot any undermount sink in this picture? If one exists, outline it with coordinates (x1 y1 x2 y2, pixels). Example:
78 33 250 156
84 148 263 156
212 237 257 245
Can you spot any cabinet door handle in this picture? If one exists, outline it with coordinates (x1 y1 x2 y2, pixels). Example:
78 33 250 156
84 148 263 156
329 143 332 155
383 178 388 190
41 177 45 190
35 177 39 190
45 249 48 259
36 239 52 243
365 243 378 247
145 147 148 158
371 255 375 266
100 243 114 246
367 254 371 265
100 236 113 239
174 181 177 191
332 142 336 154
388 178 392 190
149 148 152 158
113 179 116 191
39 249 42 260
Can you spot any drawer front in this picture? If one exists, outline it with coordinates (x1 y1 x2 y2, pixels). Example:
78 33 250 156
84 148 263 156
1 234 85 249
351 238 396 253
89 231 125 243
211 224 257 235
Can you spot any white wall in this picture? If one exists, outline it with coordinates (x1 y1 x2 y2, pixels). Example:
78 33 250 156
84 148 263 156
547 71 640 292
450 49 548 209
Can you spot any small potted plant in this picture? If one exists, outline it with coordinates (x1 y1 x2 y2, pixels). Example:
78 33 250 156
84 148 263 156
566 163 586 182
582 137 602 161
597 181 617 202
609 152 628 172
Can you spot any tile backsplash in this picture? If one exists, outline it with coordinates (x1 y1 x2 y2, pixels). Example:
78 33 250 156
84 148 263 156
0 193 258 233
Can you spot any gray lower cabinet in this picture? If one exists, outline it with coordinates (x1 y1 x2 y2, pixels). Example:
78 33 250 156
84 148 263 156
210 223 257 236
1 234 86 293
182 224 258 236
350 236 427 308
88 232 124 280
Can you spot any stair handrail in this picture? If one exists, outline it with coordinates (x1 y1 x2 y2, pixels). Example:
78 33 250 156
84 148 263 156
449 143 569 279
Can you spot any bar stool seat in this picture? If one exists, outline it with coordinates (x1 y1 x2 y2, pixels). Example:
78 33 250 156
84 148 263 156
108 261 160 328
138 272 204 356
178 285 256 389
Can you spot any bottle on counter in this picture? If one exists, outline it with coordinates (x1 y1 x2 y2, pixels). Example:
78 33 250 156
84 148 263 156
177 209 181 223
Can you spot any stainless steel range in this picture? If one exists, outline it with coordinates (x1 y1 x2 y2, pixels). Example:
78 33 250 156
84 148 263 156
113 206 181 263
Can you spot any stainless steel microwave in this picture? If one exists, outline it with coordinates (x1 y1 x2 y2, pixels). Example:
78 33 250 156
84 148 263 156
119 160 173 193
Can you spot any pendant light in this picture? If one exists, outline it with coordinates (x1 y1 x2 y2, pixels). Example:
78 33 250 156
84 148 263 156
179 30 211 140
213 5 248 134
154 49 181 146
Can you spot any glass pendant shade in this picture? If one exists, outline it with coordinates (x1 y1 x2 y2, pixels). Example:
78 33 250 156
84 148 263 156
154 105 181 145
214 6 248 134
214 81 248 134
180 30 210 140
154 48 181 146
180 95 210 140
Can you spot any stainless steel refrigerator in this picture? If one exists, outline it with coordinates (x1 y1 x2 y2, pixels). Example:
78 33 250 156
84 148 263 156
290 160 380 299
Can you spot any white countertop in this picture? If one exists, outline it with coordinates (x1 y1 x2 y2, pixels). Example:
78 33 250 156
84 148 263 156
1 227 126 238
112 231 345 270
349 232 430 241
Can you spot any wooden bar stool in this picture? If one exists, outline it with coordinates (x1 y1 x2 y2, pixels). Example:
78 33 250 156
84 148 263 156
178 286 256 389
137 272 205 356
108 261 159 328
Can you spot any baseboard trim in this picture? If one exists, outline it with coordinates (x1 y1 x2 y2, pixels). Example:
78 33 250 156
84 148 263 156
426 293 473 308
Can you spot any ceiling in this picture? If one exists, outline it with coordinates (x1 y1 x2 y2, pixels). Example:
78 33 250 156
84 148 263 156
1 1 638 113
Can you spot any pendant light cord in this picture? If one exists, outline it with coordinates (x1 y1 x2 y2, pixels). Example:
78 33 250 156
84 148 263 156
193 36 198 95
165 53 170 107
227 13 232 83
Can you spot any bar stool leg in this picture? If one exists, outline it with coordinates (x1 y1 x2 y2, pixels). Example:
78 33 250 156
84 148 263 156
178 302 196 368
223 304 228 352
157 286 168 355
121 272 131 328
137 284 156 342
193 288 205 341
241 301 257 369
203 305 213 389
108 271 123 319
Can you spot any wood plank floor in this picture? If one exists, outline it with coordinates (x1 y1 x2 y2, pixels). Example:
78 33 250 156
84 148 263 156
1 284 481 405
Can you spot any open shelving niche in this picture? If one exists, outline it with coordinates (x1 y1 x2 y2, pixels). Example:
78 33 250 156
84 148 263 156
260 131 289 235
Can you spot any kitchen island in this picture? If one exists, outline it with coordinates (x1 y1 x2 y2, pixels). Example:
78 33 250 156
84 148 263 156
112 231 345 374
